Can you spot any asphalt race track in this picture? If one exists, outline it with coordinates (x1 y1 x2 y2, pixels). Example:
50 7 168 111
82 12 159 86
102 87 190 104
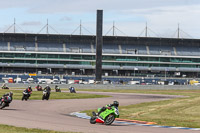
0 91 198 133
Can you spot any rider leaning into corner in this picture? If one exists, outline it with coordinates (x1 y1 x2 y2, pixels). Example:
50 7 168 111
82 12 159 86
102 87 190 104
44 85 51 93
36 84 41 89
0 91 13 105
24 86 32 93
97 101 119 116
23 86 32 97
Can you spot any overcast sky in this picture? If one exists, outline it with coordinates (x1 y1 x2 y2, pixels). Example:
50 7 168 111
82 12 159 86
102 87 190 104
1 0 200 38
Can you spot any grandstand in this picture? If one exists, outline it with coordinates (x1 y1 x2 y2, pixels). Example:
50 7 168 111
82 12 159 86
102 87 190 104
0 33 200 78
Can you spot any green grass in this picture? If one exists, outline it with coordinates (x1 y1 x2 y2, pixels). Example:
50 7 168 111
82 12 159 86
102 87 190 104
0 89 110 100
81 89 200 128
0 124 78 133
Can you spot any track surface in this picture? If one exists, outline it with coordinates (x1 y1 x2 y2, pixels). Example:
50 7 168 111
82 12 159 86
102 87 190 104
0 91 198 133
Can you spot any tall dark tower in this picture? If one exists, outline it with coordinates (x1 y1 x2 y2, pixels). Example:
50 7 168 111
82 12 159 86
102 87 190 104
95 10 103 82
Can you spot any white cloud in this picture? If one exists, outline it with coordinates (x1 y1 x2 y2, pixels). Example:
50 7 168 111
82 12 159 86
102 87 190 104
60 16 72 22
21 21 41 26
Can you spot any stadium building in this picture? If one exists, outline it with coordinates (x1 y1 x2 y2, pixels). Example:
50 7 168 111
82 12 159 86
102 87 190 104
0 33 200 78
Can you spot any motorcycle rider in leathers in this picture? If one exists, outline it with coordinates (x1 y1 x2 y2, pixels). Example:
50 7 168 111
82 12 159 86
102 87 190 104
0 91 13 106
97 101 119 116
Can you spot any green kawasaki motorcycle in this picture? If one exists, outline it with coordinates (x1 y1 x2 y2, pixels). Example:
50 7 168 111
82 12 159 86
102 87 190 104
90 106 119 125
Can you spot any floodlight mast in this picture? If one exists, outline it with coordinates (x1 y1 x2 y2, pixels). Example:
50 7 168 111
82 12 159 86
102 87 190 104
95 10 103 82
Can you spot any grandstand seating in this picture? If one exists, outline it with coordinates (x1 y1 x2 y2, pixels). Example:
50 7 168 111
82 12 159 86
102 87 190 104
149 45 174 55
175 45 200 56
103 44 119 54
1 41 199 57
38 43 63 52
120 44 147 55
10 42 35 51
66 43 92 53
0 42 8 51
5 42 94 53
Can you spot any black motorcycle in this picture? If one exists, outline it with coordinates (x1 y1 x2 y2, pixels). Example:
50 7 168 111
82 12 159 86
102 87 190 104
22 91 31 101
42 90 50 100
0 96 12 109
2 86 9 89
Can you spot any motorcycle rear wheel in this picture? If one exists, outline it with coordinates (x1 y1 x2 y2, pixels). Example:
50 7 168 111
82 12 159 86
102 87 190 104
90 116 96 124
0 102 6 109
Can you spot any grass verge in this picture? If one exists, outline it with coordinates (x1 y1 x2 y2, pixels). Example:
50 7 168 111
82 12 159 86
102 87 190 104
81 89 200 128
0 89 110 100
0 124 78 133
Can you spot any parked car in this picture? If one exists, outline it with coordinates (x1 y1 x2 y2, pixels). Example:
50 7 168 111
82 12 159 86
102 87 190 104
52 79 60 84
140 82 146 85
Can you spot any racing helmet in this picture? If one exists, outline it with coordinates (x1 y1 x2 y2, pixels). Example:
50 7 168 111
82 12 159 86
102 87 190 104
113 101 119 107
9 91 13 97
27 86 31 92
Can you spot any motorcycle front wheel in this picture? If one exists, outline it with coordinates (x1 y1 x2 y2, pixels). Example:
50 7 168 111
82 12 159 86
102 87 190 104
105 114 115 125
22 95 25 101
42 95 45 100
25 96 28 101
46 94 50 100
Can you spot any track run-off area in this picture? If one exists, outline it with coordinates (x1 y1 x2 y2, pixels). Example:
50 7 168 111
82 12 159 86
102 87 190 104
0 90 199 133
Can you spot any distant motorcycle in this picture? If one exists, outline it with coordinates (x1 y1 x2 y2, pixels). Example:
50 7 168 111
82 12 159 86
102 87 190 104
55 86 61 92
36 85 42 91
0 96 12 109
69 87 76 93
42 90 50 100
2 86 9 89
22 91 31 101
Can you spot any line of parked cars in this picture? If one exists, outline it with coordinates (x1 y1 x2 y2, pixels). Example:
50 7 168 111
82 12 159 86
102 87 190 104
1 76 190 85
